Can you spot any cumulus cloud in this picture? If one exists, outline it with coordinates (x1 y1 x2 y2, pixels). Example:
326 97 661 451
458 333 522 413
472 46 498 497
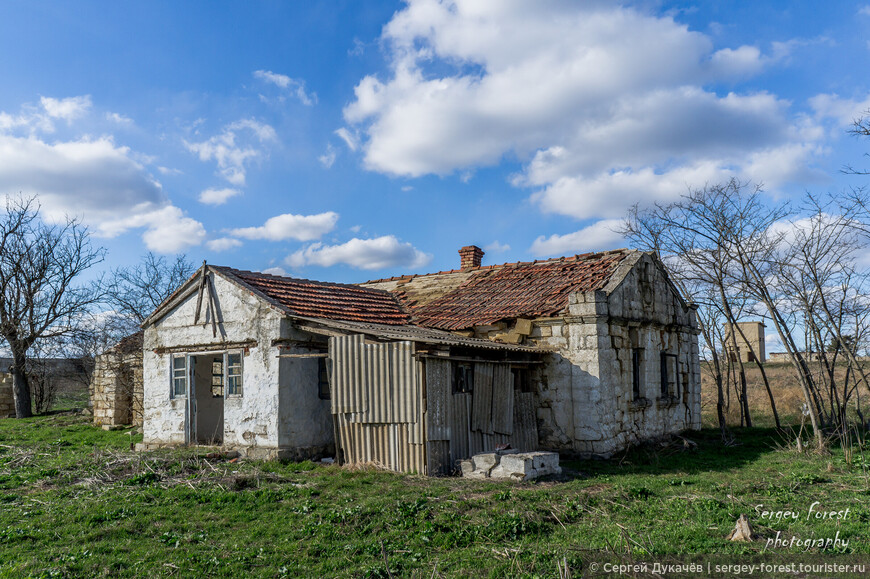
530 219 626 257
198 187 241 205
40 95 92 121
185 119 277 185
0 98 206 254
206 237 243 251
99 205 206 253
286 236 432 270
253 70 317 105
344 1 824 221
230 211 338 241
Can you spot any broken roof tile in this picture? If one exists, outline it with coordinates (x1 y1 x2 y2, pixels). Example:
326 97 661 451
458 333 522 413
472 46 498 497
216 267 411 325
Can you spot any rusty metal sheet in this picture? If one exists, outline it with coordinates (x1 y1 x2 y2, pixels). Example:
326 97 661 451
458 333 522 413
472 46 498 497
471 363 493 434
491 364 514 435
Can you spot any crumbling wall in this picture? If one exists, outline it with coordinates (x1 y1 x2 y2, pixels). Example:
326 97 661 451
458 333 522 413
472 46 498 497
142 272 305 458
92 349 144 427
0 373 14 418
465 252 701 458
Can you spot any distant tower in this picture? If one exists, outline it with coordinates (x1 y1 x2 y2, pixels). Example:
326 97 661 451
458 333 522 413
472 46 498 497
724 322 766 363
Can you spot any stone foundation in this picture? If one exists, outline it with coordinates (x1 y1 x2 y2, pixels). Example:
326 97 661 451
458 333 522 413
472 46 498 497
461 450 561 481
134 442 334 462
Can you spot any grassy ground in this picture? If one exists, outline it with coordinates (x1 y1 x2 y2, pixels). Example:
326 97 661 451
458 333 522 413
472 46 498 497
1 381 869 577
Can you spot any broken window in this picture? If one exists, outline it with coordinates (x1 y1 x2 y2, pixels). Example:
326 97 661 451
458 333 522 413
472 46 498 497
453 363 474 394
226 353 243 396
660 353 677 397
631 349 643 400
211 357 224 397
171 355 187 398
511 367 533 393
318 357 330 400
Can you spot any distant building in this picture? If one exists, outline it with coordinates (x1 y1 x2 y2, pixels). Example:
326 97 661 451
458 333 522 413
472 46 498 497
724 322 766 363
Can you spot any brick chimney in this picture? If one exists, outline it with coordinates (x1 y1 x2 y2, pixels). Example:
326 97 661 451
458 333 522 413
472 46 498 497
458 245 485 269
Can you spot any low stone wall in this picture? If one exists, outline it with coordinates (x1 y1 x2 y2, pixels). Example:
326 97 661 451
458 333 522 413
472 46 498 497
461 450 561 481
0 373 14 418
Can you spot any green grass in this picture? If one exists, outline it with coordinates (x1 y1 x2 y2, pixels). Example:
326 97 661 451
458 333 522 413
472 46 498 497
1 414 870 577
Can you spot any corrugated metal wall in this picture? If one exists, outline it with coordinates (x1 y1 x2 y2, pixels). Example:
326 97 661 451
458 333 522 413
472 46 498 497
330 335 426 474
330 335 539 476
425 359 538 476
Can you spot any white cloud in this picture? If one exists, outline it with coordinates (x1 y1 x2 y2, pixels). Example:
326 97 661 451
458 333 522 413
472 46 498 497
253 70 317 105
185 119 277 186
156 166 182 176
206 237 243 251
319 144 337 168
262 266 287 276
198 187 241 205
105 111 133 125
40 95 91 122
344 1 824 222
530 219 626 257
484 240 510 253
860 5 870 16
335 127 360 151
0 97 207 253
286 236 432 270
99 205 206 253
230 211 338 241
810 92 870 126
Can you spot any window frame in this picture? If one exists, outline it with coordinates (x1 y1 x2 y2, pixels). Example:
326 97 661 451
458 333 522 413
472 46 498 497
226 351 243 397
317 357 331 400
660 352 678 398
631 348 644 400
453 363 474 394
171 355 188 399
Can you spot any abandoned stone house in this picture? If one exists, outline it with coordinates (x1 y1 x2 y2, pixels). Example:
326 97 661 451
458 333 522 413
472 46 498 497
134 246 701 473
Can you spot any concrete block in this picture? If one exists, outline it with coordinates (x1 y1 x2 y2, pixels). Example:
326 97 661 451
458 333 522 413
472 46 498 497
472 453 498 472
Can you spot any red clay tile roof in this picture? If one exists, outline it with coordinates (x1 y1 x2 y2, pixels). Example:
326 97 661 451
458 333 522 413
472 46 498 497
408 250 632 330
216 267 411 325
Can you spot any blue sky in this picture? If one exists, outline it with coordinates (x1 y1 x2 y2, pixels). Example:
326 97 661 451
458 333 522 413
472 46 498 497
2 0 870 285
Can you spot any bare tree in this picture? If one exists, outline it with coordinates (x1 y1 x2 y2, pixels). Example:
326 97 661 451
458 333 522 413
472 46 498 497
108 253 195 324
0 196 104 418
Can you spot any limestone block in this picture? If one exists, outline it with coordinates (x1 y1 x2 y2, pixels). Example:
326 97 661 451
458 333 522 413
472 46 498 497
514 319 533 335
499 454 533 474
472 453 498 473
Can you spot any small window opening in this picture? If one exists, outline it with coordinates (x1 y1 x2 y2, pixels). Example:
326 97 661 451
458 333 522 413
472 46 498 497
631 349 643 400
318 357 331 400
226 353 243 396
660 353 677 397
453 363 474 394
211 357 224 397
511 367 533 393
172 355 187 398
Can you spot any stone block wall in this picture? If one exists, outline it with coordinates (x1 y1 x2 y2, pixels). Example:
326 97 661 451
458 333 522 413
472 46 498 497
92 351 144 427
0 373 14 418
